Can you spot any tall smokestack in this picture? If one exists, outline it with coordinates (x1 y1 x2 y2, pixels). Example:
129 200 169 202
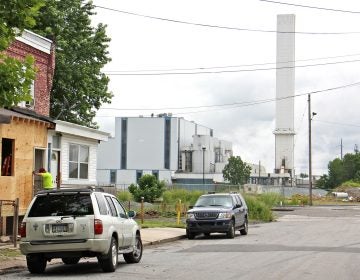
274 14 295 179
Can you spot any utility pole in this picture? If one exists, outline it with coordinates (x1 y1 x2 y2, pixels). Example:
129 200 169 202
341 138 343 160
308 94 313 206
258 161 261 185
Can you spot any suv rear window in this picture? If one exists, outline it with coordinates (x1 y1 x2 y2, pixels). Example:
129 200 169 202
28 193 94 217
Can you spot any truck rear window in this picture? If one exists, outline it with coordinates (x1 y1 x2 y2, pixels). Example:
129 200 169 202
28 193 94 217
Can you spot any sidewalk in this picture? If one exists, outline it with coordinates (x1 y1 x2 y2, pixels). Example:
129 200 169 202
0 227 186 275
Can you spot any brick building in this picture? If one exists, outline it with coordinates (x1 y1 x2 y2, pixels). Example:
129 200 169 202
5 30 55 116
0 30 55 235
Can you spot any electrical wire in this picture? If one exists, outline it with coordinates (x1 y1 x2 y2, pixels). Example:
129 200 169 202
313 120 360 128
258 0 360 14
103 58 360 76
98 80 360 115
103 52 360 73
93 5 360 35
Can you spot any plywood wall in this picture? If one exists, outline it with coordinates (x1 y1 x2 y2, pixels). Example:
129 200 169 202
0 117 49 216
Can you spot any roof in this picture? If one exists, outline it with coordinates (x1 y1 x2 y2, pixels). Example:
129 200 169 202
0 107 54 126
55 120 110 142
16 29 52 54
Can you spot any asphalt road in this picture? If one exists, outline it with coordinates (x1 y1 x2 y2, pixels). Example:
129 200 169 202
3 205 360 280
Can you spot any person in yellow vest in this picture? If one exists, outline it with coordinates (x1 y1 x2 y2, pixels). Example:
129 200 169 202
33 168 54 190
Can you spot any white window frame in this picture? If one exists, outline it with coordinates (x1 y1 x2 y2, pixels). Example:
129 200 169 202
69 143 89 179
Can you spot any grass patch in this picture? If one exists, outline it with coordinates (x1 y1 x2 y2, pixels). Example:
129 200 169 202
0 248 22 260
138 218 186 229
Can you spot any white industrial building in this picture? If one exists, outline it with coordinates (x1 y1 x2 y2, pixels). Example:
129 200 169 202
97 115 232 188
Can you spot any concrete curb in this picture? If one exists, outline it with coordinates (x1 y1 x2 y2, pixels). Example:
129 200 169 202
143 235 186 247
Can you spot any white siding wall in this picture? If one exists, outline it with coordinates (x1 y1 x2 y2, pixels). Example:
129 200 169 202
61 134 99 186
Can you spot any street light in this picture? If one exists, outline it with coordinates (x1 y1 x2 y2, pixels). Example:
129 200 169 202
308 93 317 206
202 146 206 185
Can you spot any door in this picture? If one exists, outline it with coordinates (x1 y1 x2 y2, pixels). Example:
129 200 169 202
50 151 60 189
34 149 45 195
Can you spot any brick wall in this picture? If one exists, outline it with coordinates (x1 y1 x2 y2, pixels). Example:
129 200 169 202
6 40 55 117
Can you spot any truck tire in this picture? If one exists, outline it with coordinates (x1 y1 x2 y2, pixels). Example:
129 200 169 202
123 234 143 263
27 254 46 274
98 237 118 272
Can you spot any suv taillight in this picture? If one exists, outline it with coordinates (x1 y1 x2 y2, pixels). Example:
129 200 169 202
94 219 103 235
19 222 26 238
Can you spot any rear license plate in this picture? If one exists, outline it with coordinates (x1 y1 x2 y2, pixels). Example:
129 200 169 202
52 224 69 233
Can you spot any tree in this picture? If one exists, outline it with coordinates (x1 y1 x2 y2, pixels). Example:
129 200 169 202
327 158 344 189
0 0 43 107
128 174 166 203
316 174 329 189
31 0 112 127
222 156 252 185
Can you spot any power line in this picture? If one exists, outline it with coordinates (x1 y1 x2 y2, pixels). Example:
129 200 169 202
258 0 360 14
313 120 360 128
103 53 360 73
94 5 360 35
98 80 360 115
103 58 360 76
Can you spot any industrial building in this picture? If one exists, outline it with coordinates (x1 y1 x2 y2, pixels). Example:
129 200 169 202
97 115 232 188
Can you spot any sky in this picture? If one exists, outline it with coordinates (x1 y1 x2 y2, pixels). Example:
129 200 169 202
91 0 360 176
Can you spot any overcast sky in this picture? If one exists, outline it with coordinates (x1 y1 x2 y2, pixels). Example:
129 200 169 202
91 0 360 176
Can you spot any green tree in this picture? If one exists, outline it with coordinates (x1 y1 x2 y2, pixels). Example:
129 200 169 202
316 174 329 189
0 0 43 107
342 153 360 181
31 0 112 127
222 156 252 185
128 174 166 203
327 158 344 189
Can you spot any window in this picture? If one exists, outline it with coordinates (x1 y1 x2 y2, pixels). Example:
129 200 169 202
136 170 143 183
185 151 192 172
121 118 127 169
112 198 127 218
52 135 61 149
110 170 116 184
28 193 94 217
105 196 117 217
69 144 89 179
164 118 171 169
215 148 221 163
95 193 108 215
1 138 14 176
25 81 35 108
152 170 159 180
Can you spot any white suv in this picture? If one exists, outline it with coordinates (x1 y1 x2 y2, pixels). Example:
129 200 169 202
19 188 142 274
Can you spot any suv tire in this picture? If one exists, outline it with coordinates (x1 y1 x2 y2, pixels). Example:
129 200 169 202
240 217 248 235
186 229 195 240
27 254 46 274
123 234 143 263
62 257 81 265
226 220 235 239
98 237 118 272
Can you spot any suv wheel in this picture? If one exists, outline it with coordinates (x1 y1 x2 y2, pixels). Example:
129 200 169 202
226 220 235 239
62 257 81 265
186 229 195 240
98 237 118 272
124 234 143 263
240 218 248 235
27 254 46 274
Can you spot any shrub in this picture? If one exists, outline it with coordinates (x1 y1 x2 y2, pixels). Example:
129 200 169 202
128 174 166 202
244 195 274 222
289 194 309 205
117 191 133 202
162 189 203 205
